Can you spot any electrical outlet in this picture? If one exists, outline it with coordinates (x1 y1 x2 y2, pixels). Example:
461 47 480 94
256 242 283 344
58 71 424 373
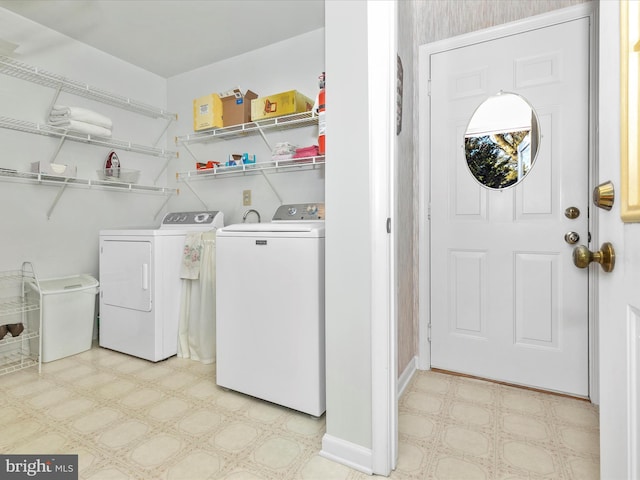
243 189 252 206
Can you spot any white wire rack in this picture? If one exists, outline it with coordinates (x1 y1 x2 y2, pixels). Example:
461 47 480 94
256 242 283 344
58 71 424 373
0 116 177 159
0 169 177 219
0 262 42 375
176 155 325 180
0 168 178 193
0 297 40 317
175 111 319 145
0 55 177 121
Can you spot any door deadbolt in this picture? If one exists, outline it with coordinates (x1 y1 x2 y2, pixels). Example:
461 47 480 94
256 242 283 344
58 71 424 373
564 207 580 219
573 242 615 272
593 181 615 210
564 231 580 244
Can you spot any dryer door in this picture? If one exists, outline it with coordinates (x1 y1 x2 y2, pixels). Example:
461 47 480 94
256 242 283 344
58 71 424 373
100 239 152 312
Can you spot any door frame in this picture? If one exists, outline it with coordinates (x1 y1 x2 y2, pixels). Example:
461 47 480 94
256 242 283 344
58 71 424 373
369 0 398 474
417 3 599 401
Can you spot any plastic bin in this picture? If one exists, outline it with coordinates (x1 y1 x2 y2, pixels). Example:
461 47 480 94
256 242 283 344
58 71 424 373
30 274 99 362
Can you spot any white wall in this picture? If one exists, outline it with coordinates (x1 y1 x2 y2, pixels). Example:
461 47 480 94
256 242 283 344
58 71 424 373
0 8 168 279
323 0 373 457
166 29 325 225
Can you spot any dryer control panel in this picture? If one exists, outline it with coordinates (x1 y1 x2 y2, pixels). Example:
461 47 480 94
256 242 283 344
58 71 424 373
160 211 224 229
272 203 325 221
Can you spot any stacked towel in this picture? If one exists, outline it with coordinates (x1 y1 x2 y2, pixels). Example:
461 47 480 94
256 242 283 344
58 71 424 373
272 142 298 161
48 105 113 137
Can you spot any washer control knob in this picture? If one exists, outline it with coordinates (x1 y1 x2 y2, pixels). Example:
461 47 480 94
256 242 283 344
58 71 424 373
288 207 297 216
306 204 318 216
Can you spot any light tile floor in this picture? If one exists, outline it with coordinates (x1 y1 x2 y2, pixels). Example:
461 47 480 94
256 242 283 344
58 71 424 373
0 346 599 479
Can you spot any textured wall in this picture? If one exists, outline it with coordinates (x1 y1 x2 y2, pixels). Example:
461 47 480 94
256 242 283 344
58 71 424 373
396 0 418 377
395 0 588 377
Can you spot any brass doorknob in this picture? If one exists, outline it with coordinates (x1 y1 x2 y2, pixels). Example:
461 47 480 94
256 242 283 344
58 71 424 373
573 242 615 272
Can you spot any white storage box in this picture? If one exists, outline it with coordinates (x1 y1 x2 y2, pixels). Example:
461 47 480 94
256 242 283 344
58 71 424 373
31 161 77 178
29 274 99 362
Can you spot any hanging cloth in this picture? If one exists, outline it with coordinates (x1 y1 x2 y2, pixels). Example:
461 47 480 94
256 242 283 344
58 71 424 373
177 231 216 364
180 232 203 280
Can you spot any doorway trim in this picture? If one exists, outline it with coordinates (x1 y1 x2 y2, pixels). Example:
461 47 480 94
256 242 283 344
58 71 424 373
417 2 598 401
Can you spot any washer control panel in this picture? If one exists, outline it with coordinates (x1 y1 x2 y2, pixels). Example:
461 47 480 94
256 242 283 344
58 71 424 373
272 203 324 221
161 211 224 228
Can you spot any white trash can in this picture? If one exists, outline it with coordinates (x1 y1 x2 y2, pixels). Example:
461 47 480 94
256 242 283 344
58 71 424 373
30 274 99 362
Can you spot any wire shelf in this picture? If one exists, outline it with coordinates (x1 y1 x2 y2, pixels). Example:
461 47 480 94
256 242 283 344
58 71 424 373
0 55 177 121
0 263 42 375
0 298 39 317
177 155 325 181
0 270 28 286
175 111 319 145
0 116 178 159
0 329 39 345
0 168 177 195
0 352 38 376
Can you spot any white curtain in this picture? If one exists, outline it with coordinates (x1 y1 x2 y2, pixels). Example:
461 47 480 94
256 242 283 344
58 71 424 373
177 231 216 363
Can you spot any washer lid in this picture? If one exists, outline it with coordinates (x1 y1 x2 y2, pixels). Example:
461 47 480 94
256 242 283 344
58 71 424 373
218 221 325 236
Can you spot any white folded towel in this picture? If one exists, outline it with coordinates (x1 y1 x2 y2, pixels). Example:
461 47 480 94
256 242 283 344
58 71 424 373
48 119 112 138
180 233 203 280
50 105 113 129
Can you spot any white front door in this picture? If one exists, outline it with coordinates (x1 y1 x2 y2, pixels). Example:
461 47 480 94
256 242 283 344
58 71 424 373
429 16 591 396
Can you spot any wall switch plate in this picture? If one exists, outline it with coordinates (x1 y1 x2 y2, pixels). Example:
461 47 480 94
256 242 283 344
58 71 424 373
243 189 252 206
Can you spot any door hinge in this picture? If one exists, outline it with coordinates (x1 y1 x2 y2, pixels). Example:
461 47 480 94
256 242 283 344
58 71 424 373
386 217 391 234
427 323 432 342
427 79 431 97
427 203 431 221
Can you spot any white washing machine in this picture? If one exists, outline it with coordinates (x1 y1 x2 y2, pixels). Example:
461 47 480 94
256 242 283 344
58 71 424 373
99 211 224 361
216 203 325 416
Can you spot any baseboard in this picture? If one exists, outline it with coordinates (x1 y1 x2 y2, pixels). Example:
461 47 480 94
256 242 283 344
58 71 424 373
320 434 373 475
398 355 418 398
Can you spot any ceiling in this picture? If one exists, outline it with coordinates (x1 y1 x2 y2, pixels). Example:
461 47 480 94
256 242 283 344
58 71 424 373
0 0 325 78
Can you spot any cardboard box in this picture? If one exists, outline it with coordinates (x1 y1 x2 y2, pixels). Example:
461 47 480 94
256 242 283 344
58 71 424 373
251 90 314 121
31 161 77 177
193 93 223 131
220 89 258 126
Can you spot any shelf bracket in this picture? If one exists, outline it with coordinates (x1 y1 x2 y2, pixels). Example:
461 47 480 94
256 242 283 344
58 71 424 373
48 135 67 164
153 194 173 220
153 156 173 186
46 177 70 220
259 169 283 205
256 126 273 152
46 83 62 119
180 142 200 164
153 118 173 147
180 179 209 210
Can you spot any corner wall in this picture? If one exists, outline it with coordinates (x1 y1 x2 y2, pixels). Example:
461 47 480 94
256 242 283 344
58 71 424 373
322 0 373 463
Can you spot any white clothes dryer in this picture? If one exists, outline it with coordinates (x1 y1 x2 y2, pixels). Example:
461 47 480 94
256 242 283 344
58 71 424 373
99 211 223 361
215 203 325 416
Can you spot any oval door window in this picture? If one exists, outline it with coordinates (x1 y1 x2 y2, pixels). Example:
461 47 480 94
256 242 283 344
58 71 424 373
464 92 540 190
